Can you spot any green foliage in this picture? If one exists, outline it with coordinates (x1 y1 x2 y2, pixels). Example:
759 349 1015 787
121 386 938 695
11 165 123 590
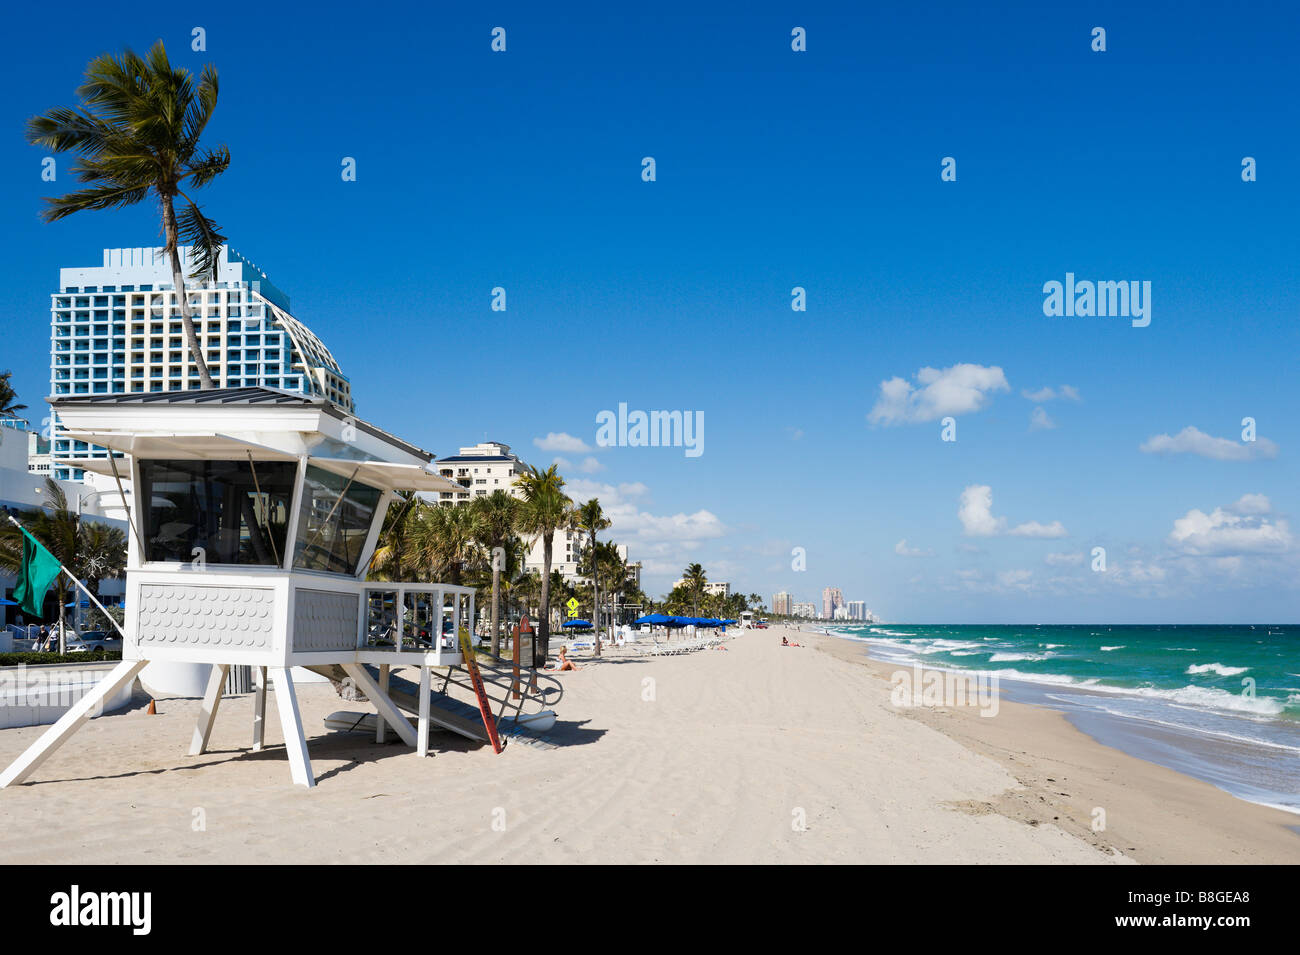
0 650 122 666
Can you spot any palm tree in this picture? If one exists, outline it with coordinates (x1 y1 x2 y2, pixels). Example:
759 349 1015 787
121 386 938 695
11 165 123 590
410 503 478 585
682 562 708 617
78 520 127 600
368 492 421 581
0 371 26 420
511 569 542 623
514 464 571 663
594 541 628 633
0 479 128 653
27 40 232 388
29 480 79 653
470 490 519 659
574 498 612 655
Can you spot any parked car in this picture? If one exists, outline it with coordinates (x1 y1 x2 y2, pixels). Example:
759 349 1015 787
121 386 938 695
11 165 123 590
65 631 123 653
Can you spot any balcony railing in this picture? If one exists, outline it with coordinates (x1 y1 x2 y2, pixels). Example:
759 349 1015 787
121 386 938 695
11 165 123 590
361 584 476 656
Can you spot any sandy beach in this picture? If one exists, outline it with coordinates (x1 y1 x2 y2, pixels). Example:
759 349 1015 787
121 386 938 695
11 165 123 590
0 624 1294 864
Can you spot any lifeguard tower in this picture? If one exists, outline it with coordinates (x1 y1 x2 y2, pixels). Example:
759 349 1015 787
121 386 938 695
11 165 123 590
0 388 548 789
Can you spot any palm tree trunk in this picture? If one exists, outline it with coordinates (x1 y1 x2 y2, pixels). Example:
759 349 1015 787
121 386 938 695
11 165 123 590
591 531 601 657
56 579 67 655
161 197 215 389
490 566 502 660
538 535 552 664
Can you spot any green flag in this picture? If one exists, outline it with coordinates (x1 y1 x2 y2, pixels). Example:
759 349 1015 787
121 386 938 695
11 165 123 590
13 527 62 618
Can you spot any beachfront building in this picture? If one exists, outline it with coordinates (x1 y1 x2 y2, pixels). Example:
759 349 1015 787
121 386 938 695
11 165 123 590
822 587 844 620
433 441 527 505
49 246 353 480
792 601 817 618
845 600 873 622
772 591 792 615
431 441 587 582
673 577 730 596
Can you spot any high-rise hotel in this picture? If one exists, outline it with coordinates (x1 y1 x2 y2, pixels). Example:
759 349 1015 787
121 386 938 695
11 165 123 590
49 246 353 479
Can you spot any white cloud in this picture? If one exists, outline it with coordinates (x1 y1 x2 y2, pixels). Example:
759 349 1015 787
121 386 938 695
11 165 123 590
564 479 726 545
552 456 571 470
1008 520 1068 539
959 485 1068 538
534 432 591 453
959 485 1004 536
997 569 1034 590
1233 493 1270 515
1045 551 1085 566
895 538 934 557
577 456 605 474
1168 494 1292 556
868 363 1009 425
1029 407 1056 431
1022 385 1081 402
1140 426 1278 461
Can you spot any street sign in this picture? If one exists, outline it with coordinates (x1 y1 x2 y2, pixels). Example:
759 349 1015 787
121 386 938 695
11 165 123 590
565 596 580 618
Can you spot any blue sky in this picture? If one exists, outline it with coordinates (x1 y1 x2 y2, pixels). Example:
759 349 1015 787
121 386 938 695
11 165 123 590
1 2 1296 621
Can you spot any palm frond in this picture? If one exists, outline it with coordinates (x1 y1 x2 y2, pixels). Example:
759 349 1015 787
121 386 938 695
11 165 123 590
175 197 226 281
25 107 115 156
39 183 151 222
184 146 230 188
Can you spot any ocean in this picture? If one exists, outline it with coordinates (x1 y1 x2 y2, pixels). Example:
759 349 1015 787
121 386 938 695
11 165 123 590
828 623 1300 815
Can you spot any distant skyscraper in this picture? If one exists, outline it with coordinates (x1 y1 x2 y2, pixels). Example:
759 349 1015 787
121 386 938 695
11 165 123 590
846 600 869 621
772 591 792 615
822 587 844 619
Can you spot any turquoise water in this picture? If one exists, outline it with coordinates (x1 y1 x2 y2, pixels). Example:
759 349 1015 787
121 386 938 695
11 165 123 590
829 623 1300 812
838 623 1299 719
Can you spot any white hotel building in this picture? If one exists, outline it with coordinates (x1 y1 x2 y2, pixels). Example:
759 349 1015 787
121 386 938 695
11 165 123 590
49 246 353 480
433 441 635 586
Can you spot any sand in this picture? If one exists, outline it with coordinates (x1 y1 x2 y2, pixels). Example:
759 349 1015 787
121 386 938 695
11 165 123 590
0 624 1293 864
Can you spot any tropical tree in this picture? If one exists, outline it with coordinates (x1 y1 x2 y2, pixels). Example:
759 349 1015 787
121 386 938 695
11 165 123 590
0 479 127 652
409 502 478 585
77 519 127 600
0 371 26 420
681 562 708 617
470 490 519 658
27 40 232 388
514 464 571 661
368 492 421 581
511 569 542 623
574 498 612 655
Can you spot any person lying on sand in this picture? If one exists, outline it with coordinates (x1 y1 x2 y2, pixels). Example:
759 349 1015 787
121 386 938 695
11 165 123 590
546 646 581 671
781 636 802 647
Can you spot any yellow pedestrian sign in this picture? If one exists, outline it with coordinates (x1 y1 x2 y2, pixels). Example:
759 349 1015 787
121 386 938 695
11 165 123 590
565 597 580 618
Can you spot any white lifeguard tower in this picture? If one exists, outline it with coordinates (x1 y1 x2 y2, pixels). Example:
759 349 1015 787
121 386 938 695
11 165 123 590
0 388 494 788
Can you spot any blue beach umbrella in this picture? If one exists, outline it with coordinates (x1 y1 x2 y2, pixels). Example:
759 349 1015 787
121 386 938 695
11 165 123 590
562 619 592 629
635 613 671 625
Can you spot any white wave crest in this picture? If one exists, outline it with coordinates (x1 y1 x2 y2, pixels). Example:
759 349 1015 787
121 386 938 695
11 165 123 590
1186 663 1250 677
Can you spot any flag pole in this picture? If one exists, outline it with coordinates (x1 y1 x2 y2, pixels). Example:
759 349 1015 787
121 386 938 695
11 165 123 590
5 514 127 640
